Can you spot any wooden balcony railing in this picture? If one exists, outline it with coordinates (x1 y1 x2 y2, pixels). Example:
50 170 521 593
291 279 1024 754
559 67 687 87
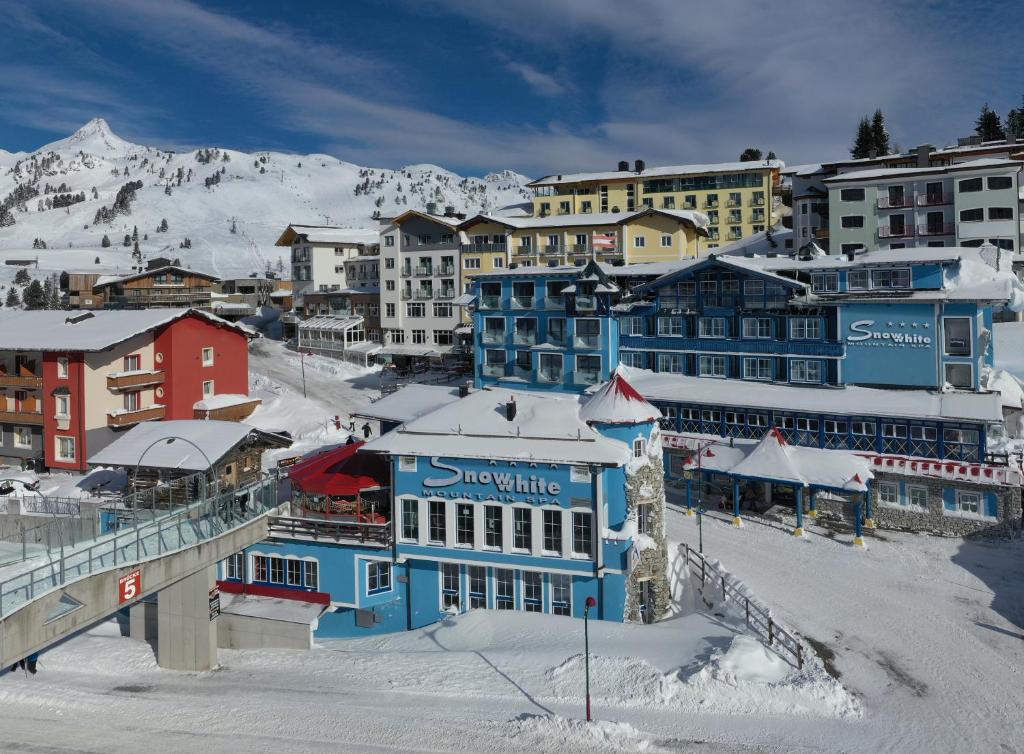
0 374 42 388
107 404 166 428
0 409 43 425
107 370 165 391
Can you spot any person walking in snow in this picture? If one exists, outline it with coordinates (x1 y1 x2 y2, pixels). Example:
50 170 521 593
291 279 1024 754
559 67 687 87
347 419 356 433
362 422 372 440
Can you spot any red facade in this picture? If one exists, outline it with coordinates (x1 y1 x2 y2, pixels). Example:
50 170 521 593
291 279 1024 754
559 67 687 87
41 352 86 471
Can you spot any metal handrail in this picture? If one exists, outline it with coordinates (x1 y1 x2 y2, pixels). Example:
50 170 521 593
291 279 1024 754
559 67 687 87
682 542 804 669
0 474 279 618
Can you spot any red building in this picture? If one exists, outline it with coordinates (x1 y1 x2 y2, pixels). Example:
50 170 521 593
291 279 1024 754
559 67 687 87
0 309 254 472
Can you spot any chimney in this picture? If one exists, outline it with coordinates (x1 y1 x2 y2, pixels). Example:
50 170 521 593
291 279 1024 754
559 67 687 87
846 249 857 262
915 144 933 168
617 160 629 171
505 397 517 421
458 383 470 398
634 159 645 172
444 205 455 216
426 201 437 215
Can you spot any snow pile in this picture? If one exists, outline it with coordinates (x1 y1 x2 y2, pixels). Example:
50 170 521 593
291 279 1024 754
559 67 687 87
993 321 1024 382
984 368 1024 410
580 370 661 426
38 467 127 498
548 654 674 707
944 254 1024 311
506 714 655 752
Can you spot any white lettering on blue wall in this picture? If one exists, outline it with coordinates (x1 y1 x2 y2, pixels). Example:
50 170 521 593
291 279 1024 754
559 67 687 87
421 457 562 495
847 319 932 347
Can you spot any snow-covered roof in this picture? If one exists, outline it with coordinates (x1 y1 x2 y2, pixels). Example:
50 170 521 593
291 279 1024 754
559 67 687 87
672 429 873 492
87 420 289 471
823 157 1021 183
193 394 259 411
362 388 630 465
529 160 784 187
622 367 1003 423
461 207 708 231
297 315 363 332
0 308 252 352
352 384 464 424
580 370 661 425
747 247 968 271
275 224 379 247
219 593 326 624
92 265 220 287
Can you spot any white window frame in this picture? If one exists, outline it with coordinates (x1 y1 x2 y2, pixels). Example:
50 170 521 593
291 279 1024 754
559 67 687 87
202 380 214 397
634 236 646 248
955 490 982 516
57 357 69 379
201 347 214 366
698 355 726 377
907 485 928 510
742 357 771 381
399 456 417 472
55 435 75 461
742 318 770 339
660 234 672 248
698 317 725 338
366 560 392 594
877 481 900 507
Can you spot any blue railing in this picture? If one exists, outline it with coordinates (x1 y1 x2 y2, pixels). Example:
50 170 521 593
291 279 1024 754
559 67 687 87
619 335 844 357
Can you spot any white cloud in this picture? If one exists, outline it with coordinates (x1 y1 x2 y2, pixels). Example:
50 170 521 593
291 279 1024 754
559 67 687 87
502 60 567 97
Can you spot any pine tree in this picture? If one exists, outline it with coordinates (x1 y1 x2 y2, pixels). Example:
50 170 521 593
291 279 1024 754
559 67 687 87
5 287 20 308
47 277 60 309
101 234 111 248
851 117 874 158
123 234 131 247
0 205 14 227
14 268 30 285
132 225 139 242
134 239 140 254
94 256 101 264
23 280 45 310
870 109 890 155
159 218 168 232
1007 96 1024 139
42 277 54 309
739 148 762 162
975 104 1006 141
766 151 777 160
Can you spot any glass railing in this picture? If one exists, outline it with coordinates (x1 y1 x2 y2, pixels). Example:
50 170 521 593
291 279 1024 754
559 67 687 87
574 370 600 385
482 364 506 377
538 370 563 383
544 296 565 309
574 336 599 349
481 330 505 344
479 295 501 309
511 296 534 309
513 331 538 345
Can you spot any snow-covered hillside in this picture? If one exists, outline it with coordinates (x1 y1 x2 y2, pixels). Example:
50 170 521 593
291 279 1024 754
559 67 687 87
0 119 532 281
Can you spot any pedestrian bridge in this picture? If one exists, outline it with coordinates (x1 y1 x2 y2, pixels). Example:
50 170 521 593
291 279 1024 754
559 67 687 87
0 473 282 671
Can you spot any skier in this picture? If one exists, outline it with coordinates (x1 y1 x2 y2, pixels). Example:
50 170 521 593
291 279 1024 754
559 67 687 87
362 422 372 440
347 419 356 433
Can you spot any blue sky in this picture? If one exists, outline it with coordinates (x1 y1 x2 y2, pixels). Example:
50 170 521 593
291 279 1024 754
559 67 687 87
1 0 1021 176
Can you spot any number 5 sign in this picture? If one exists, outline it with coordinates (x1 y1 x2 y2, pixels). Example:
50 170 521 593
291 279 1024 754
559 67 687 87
118 569 142 604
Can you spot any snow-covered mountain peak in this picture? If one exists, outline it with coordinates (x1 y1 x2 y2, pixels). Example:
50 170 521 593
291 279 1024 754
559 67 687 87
39 118 133 155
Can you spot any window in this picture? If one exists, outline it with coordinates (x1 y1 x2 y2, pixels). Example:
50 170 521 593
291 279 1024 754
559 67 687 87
123 390 140 412
790 360 822 383
840 215 864 228
14 427 32 449
55 394 70 418
287 558 302 586
433 329 453 346
411 330 427 345
945 363 973 389
908 486 928 509
848 269 868 289
623 317 643 336
743 357 771 381
202 380 214 397
456 504 475 546
123 354 140 372
367 561 391 594
269 557 284 584
988 207 1013 220
698 355 726 377
634 236 646 248
956 490 981 515
811 273 838 293
468 566 487 608
877 482 900 506
401 499 419 541
550 574 571 616
463 257 481 269
840 188 865 201
429 500 445 543
572 511 592 556
571 465 591 483
538 353 562 382
513 508 532 550
987 176 1012 190
57 357 69 379
384 236 395 248
385 303 395 318
406 302 425 318
943 317 971 356
698 317 725 338
742 318 770 338
959 208 983 222
790 318 821 340
224 553 243 580
201 347 214 366
633 438 646 458
441 563 460 609
542 510 562 554
252 555 268 582
523 571 542 612
869 268 911 288
657 317 683 336
657 353 683 373
494 568 514 610
56 436 75 461
485 506 502 549
399 456 417 472
303 560 319 590
661 234 672 247
958 177 983 193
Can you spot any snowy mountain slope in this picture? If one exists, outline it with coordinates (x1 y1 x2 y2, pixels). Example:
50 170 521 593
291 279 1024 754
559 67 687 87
0 119 533 281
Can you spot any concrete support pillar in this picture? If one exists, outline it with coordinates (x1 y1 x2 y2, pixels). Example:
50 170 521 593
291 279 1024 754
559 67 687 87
129 600 158 643
808 489 817 518
731 478 742 526
157 566 217 671
793 487 805 537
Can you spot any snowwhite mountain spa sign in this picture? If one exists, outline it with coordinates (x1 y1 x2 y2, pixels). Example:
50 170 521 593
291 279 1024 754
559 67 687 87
846 319 933 348
421 457 565 504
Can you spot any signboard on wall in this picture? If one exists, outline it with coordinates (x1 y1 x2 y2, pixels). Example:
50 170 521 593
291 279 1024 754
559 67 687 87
118 569 141 604
840 303 938 387
416 456 572 505
208 586 221 621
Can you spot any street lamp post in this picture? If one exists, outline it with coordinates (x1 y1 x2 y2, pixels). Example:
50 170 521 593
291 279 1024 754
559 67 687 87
584 595 597 722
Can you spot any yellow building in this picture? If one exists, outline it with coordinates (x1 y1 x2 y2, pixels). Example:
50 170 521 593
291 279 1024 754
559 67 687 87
528 159 782 248
458 208 708 271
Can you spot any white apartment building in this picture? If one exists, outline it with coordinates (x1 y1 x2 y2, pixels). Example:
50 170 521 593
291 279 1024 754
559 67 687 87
275 224 379 299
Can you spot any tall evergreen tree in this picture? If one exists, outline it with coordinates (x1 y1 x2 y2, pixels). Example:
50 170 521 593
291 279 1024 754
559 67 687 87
1007 96 1024 139
975 103 1006 141
766 151 777 160
851 117 874 158
101 234 111 248
739 147 762 162
23 280 45 310
13 268 30 285
870 109 890 155
47 276 61 309
5 287 20 308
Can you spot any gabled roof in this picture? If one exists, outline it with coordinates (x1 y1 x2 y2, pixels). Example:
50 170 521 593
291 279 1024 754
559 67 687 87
528 159 785 187
352 384 464 424
0 308 255 352
92 265 219 288
634 254 807 295
287 442 389 496
275 224 379 247
823 157 1022 183
458 207 708 233
580 369 660 425
389 210 463 230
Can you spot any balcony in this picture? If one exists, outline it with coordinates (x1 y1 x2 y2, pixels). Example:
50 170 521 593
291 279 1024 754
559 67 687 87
569 244 588 255
511 295 534 309
413 289 433 300
0 408 43 425
107 370 165 391
726 199 741 208
574 335 600 349
703 200 719 209
683 202 697 210
543 295 565 309
461 243 507 253
618 335 845 357
434 289 456 300
877 195 914 209
514 247 534 257
481 330 506 345
400 290 412 300
513 330 538 346
482 363 506 378
268 516 391 548
400 268 412 277
479 295 501 310
0 373 42 388
538 369 563 384
750 215 765 224
917 193 953 207
878 225 916 239
575 295 597 311
438 265 455 277
917 222 955 237
542 245 565 256
574 370 601 386
414 267 433 277
749 197 765 206
107 404 166 428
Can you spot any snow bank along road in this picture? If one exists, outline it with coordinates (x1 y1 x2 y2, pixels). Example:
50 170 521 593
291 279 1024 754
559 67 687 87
666 502 1024 753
